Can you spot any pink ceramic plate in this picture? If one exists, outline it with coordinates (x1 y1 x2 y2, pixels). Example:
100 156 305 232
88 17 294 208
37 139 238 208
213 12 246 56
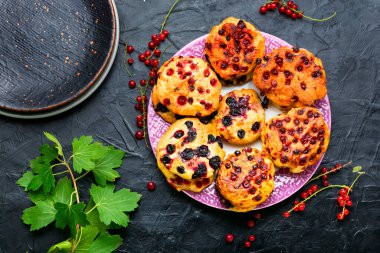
147 33 331 211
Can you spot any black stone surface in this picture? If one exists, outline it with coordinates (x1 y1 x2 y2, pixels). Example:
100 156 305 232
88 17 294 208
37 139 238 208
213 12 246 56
0 0 379 252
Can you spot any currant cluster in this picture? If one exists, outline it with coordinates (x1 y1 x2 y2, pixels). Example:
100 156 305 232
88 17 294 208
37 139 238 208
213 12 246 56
124 29 170 141
337 188 352 220
225 212 261 248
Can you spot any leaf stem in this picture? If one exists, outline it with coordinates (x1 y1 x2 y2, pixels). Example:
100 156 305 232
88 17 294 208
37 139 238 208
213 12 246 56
85 205 98 215
52 170 69 176
308 161 352 184
160 0 181 33
123 42 134 77
75 171 90 182
277 0 336 22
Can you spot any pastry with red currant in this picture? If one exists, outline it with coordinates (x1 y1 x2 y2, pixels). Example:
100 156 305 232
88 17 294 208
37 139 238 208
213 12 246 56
156 118 226 192
253 47 327 108
216 148 275 212
205 17 265 85
214 89 265 144
156 56 222 117
152 85 177 124
261 107 330 173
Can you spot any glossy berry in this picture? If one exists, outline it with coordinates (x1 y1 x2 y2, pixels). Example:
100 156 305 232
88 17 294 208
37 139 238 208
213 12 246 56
159 33 166 41
148 41 155 49
322 180 329 187
151 34 158 41
135 130 144 140
136 115 143 122
307 189 313 196
322 175 328 180
154 49 161 57
149 71 156 78
286 9 293 17
279 6 286 14
244 241 252 248
254 212 262 219
291 13 297 20
144 50 151 57
337 213 345 220
337 196 344 202
338 200 345 207
270 3 277 10
321 167 328 173
301 192 308 199
135 103 142 111
162 30 169 37
149 79 155 86
225 234 234 244
138 54 146 62
136 96 142 103
127 45 134 53
259 6 267 14
144 59 150 66
346 200 353 207
339 189 347 196
311 184 318 192
247 220 255 228
287 1 294 7
150 59 159 67
265 3 271 10
248 235 256 242
128 80 136 89
292 4 298 10
297 12 303 19
298 202 305 211
283 211 290 218
147 181 156 191
137 120 143 128
140 79 147 86
127 58 134 65
344 209 349 216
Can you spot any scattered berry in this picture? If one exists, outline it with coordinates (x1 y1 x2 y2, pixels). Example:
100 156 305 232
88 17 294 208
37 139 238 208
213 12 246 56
225 234 234 244
138 54 146 62
127 58 134 65
135 130 144 140
247 220 255 228
259 6 267 14
254 213 262 219
322 180 329 187
140 79 147 86
127 45 134 53
248 235 256 242
244 241 252 248
128 80 136 89
283 211 290 218
337 213 345 221
147 181 156 191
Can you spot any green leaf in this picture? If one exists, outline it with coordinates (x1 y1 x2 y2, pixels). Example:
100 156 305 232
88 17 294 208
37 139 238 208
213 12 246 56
44 132 63 157
89 184 141 227
92 147 124 186
55 202 90 237
27 161 55 194
17 171 35 189
353 166 362 173
72 136 107 173
47 240 72 253
22 200 57 231
40 144 59 163
88 232 122 253
54 178 74 204
85 199 109 232
74 226 99 253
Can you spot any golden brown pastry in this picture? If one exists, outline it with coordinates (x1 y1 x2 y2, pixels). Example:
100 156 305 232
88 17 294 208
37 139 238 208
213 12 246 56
151 85 177 124
216 148 275 212
261 107 330 173
205 17 265 85
253 47 327 108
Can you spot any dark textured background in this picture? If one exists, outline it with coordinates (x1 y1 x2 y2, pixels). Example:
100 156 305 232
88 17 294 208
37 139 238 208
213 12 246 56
1 0 379 252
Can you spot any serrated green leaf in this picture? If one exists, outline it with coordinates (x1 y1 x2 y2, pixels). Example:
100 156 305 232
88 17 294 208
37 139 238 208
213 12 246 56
27 161 55 194
17 171 35 189
89 184 141 227
47 240 72 253
44 132 63 157
54 178 74 204
55 202 90 237
72 136 107 173
22 200 57 231
92 147 124 186
88 232 122 253
28 190 52 204
74 226 99 253
353 166 362 173
40 144 59 163
85 199 109 232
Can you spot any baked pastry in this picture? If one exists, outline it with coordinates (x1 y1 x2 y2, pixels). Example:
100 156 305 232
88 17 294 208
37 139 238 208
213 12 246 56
214 89 265 144
216 148 275 212
152 85 177 124
156 56 222 117
261 107 330 173
253 47 327 108
156 118 226 192
205 17 265 85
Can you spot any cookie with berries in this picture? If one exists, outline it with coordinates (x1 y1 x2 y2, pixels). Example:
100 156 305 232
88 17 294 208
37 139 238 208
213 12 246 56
205 17 265 85
216 148 275 212
261 107 330 173
156 118 226 190
214 89 265 144
156 56 222 117
152 85 177 124
253 47 327 108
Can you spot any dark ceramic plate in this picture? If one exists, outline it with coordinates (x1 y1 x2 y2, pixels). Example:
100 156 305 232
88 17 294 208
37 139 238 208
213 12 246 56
0 0 117 113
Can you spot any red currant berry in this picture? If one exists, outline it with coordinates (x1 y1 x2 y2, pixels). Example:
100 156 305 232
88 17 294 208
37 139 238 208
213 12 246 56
225 234 234 244
301 192 308 199
135 103 142 111
259 6 267 14
142 95 147 102
339 189 347 197
162 30 169 37
283 211 290 218
127 58 134 65
337 213 345 220
291 13 297 19
337 196 344 202
335 163 342 168
298 202 306 211
254 212 262 219
293 206 299 212
294 200 299 205
248 235 256 242
321 167 328 173
148 41 155 49
297 12 303 19
149 79 155 86
346 200 353 207
244 241 252 248
344 209 349 216
159 33 166 41
292 4 298 10
140 79 147 86
127 45 134 53
144 50 151 57
322 175 328 180
147 181 155 191
344 195 350 201
151 34 158 41
307 189 313 196
154 49 161 57
286 9 293 17
135 130 144 140
136 96 142 103
322 180 329 187
137 120 143 128
279 6 286 14
287 1 294 7
128 80 136 89
149 71 156 78
152 37 160 46
265 3 271 10
150 59 159 67
136 115 143 122
338 200 345 207
144 59 150 66
311 185 318 192
247 220 255 228
270 3 277 10
138 54 146 62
